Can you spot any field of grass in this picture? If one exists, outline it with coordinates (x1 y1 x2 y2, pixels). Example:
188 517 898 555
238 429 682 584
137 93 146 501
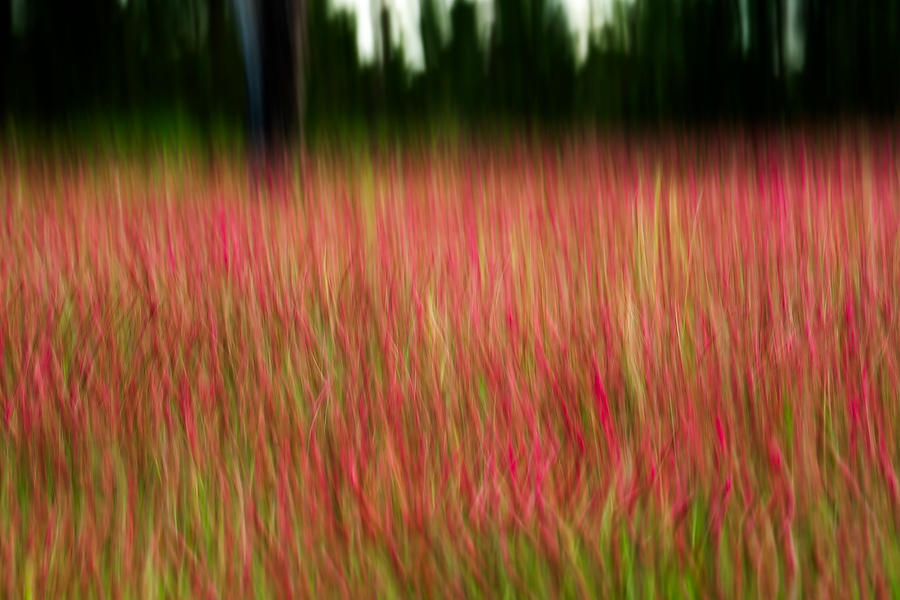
2 128 900 597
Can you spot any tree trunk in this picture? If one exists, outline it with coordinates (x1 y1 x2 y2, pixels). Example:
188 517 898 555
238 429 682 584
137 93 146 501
231 0 264 150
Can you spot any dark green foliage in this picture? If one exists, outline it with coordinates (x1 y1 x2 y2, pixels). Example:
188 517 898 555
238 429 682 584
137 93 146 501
448 2 485 117
803 0 900 114
306 5 363 123
6 0 245 123
488 0 575 120
3 0 900 132
0 0 8 117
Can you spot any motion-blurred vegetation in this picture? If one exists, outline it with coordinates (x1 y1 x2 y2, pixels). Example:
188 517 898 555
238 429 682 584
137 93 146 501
2 0 900 140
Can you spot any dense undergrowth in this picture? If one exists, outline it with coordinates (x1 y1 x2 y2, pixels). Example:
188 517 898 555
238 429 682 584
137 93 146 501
2 129 900 597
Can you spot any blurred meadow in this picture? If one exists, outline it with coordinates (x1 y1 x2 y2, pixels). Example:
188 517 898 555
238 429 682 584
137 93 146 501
3 0 900 597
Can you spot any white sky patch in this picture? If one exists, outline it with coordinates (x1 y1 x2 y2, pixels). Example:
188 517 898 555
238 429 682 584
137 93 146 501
568 0 618 63
568 0 591 61
390 0 426 69
331 0 426 69
330 0 375 62
332 0 619 70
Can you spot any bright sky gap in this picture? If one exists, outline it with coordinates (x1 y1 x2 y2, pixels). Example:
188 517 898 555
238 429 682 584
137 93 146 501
329 0 804 73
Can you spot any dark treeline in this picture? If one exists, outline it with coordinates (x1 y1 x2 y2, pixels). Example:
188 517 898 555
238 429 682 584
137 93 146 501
3 0 248 121
2 0 900 137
